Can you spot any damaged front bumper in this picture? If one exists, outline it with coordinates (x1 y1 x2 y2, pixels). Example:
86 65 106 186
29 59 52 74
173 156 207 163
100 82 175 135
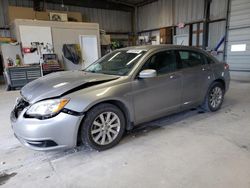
10 101 84 151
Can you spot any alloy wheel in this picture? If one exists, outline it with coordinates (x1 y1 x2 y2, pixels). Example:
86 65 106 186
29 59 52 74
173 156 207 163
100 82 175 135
209 86 223 109
91 112 121 145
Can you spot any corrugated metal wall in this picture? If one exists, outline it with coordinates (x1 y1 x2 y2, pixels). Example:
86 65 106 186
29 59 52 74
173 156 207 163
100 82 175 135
1 0 231 59
0 30 10 38
226 0 250 77
207 0 228 61
138 0 227 59
8 0 33 7
0 0 10 37
210 0 228 20
0 0 6 27
208 0 228 51
174 0 204 24
138 0 229 30
3 0 229 35
138 0 205 31
6 0 131 33
137 0 173 31
44 3 132 33
208 21 226 50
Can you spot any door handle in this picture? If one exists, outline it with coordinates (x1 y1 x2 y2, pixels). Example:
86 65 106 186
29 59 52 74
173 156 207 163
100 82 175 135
202 68 206 71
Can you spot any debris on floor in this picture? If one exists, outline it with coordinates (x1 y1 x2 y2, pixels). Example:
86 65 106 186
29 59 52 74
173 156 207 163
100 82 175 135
0 172 17 186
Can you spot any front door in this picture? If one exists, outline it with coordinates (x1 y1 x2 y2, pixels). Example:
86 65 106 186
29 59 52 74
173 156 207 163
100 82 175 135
132 50 182 124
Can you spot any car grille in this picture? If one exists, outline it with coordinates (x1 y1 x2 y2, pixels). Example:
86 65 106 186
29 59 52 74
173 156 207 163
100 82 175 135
13 98 30 119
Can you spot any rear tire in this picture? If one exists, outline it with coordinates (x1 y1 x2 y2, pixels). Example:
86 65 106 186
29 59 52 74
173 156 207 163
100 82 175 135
80 103 126 151
202 82 224 112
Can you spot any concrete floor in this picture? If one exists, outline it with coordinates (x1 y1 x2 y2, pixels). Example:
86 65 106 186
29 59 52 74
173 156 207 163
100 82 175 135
0 81 250 188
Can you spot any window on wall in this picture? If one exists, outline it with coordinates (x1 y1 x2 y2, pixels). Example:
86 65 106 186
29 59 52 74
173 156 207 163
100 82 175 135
178 51 206 68
142 50 177 75
191 23 203 47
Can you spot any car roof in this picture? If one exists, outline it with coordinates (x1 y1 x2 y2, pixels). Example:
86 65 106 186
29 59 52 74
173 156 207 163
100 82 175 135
121 44 205 53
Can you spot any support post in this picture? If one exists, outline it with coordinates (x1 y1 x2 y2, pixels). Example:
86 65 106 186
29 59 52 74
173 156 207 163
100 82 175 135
130 6 137 46
202 0 211 50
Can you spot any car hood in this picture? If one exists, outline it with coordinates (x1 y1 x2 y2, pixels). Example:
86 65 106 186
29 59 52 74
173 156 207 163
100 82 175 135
21 71 119 103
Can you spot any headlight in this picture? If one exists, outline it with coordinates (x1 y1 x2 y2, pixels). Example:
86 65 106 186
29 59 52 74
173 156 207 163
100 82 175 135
26 98 70 117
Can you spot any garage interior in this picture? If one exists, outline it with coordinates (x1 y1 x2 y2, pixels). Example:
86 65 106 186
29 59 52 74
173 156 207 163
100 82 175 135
0 0 250 187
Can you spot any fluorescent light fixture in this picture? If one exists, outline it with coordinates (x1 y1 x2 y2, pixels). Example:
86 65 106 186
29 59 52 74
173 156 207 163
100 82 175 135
108 52 121 61
53 82 68 88
231 44 247 52
126 54 142 65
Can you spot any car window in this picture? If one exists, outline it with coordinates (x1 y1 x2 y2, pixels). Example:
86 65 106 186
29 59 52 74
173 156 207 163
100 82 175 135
85 50 147 76
178 51 206 68
142 50 177 75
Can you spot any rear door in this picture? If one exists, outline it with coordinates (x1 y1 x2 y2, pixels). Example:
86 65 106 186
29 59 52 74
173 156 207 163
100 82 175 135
177 50 213 109
132 50 182 124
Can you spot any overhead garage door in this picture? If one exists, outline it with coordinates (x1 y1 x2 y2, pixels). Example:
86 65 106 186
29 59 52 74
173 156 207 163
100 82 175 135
226 0 250 79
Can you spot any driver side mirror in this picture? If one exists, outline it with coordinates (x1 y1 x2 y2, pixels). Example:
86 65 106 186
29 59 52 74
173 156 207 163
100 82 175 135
139 69 157 79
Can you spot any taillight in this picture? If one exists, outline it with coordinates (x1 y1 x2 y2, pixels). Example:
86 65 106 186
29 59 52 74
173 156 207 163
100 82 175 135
224 63 229 70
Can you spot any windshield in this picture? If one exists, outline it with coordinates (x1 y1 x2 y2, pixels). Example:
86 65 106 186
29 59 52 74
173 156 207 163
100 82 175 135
85 49 147 76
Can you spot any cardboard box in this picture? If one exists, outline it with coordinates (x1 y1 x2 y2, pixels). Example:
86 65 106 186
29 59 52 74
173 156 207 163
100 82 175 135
47 10 82 22
35 11 49 21
67 12 82 22
8 6 35 24
8 6 82 24
49 12 68 22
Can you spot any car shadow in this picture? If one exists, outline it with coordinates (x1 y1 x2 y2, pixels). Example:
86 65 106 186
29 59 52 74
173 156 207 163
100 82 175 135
35 96 238 161
49 96 238 156
123 107 207 141
120 96 238 145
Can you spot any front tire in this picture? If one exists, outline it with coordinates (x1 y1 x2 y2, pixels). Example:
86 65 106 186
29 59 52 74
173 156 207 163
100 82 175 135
202 82 224 112
80 103 126 151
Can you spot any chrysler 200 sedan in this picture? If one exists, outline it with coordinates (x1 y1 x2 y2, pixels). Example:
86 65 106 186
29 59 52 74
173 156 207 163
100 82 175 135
11 45 230 151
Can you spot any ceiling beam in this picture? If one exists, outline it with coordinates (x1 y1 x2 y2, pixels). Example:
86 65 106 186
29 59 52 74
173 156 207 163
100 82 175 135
107 0 159 7
108 0 135 7
136 0 158 7
39 0 134 12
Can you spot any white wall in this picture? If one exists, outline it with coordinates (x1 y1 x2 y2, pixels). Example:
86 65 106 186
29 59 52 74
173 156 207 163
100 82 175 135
12 19 101 70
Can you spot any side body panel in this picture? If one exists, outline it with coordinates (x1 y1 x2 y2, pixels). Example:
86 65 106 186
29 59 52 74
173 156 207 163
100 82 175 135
65 77 135 123
211 62 230 92
131 72 182 124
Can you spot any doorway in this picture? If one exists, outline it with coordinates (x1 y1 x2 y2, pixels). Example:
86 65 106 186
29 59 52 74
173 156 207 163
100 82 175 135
79 35 99 69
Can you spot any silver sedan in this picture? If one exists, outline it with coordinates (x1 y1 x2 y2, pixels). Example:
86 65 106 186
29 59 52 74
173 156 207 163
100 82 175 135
11 45 230 151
